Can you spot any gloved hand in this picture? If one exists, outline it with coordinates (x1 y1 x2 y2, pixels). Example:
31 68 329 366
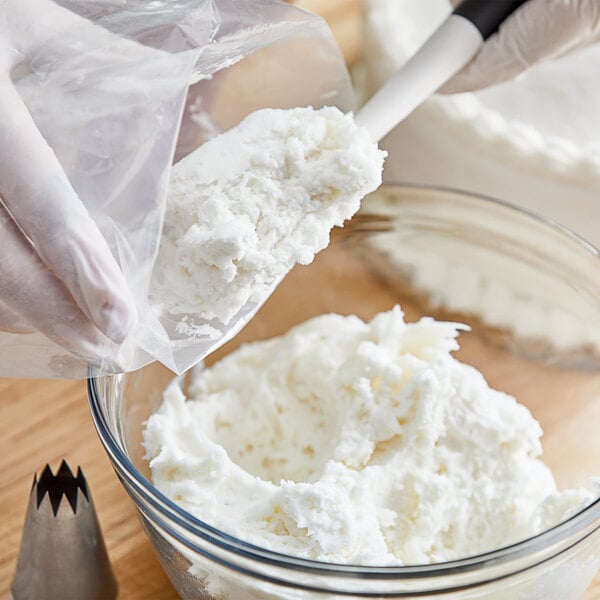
441 0 600 93
0 0 138 358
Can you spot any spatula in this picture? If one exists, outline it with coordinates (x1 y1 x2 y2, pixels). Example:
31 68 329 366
356 0 528 142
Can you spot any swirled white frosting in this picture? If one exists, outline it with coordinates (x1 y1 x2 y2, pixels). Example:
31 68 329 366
144 308 592 566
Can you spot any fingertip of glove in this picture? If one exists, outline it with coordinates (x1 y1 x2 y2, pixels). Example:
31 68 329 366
98 296 138 344
438 61 492 94
437 78 467 95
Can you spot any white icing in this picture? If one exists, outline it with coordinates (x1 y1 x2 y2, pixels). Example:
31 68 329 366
150 106 385 324
477 43 600 147
144 308 593 567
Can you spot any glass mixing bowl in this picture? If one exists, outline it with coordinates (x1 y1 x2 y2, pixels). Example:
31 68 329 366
89 184 600 599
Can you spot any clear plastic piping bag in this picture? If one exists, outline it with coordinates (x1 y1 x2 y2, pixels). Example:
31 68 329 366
0 0 353 378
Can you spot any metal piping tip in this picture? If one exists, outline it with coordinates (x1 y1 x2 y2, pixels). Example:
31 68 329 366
10 460 118 600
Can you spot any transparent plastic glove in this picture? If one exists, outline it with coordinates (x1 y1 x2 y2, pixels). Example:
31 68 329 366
0 0 139 357
441 0 600 94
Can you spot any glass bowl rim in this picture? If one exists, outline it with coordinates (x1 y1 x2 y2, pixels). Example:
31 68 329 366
88 182 600 579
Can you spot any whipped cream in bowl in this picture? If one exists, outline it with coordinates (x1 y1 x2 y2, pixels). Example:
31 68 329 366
89 185 600 599
144 308 594 568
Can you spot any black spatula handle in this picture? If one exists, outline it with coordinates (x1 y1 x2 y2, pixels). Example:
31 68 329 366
454 0 528 40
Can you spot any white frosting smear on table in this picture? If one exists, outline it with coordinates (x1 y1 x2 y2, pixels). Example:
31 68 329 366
144 308 593 565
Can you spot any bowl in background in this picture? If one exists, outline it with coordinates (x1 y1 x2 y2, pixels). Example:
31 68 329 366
89 184 600 599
